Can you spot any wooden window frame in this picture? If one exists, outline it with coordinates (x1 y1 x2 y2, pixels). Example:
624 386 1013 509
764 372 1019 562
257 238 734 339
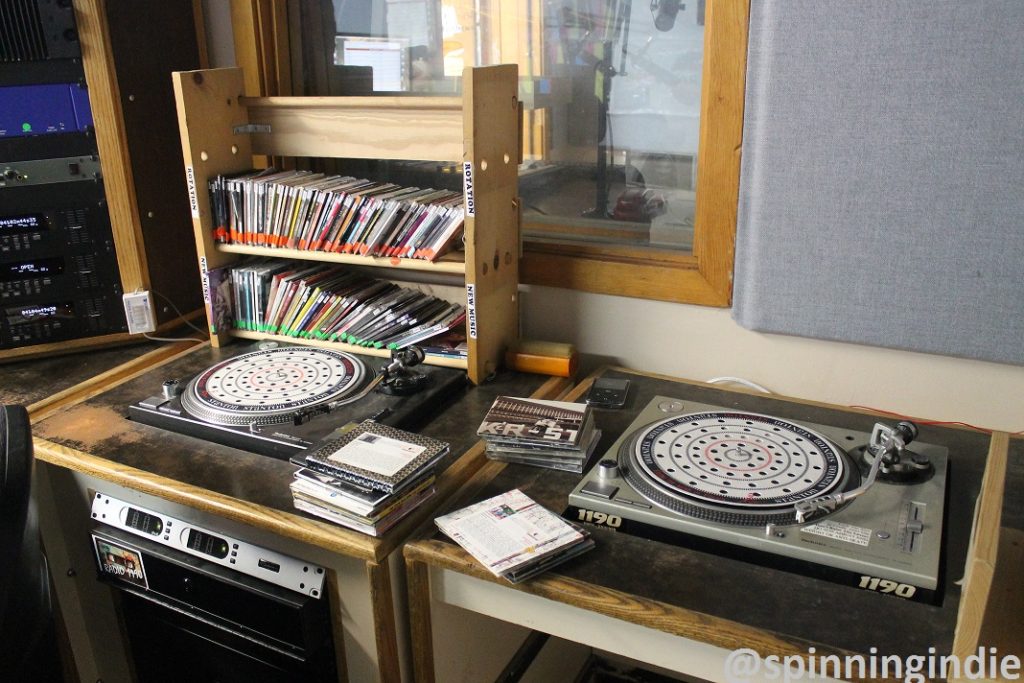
229 0 748 306
521 0 749 306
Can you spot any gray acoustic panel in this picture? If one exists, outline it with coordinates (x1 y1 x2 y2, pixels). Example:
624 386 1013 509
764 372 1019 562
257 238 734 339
732 0 1024 365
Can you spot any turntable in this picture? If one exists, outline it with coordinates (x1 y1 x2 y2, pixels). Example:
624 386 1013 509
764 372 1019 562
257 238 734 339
129 342 467 459
568 397 949 603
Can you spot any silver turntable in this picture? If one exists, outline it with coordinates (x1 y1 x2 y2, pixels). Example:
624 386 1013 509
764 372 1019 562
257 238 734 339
568 397 948 603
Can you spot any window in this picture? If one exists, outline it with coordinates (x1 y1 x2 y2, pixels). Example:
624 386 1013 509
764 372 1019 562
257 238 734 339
230 0 748 304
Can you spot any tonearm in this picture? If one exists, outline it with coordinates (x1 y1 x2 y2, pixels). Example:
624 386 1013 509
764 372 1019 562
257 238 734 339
793 420 919 523
289 346 429 426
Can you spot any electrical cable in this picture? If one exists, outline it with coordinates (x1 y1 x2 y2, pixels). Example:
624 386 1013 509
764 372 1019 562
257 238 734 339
705 376 773 394
847 405 1022 435
143 333 205 343
149 287 209 336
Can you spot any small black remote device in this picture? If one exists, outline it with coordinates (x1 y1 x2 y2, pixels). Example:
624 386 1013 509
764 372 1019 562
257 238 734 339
585 377 630 408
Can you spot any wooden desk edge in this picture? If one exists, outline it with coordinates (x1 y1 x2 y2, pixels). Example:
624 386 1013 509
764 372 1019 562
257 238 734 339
952 431 1010 664
403 539 859 663
33 436 382 559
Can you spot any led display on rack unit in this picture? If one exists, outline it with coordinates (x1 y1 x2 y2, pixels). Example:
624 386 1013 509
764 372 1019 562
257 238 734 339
0 83 93 137
0 214 47 234
0 257 64 281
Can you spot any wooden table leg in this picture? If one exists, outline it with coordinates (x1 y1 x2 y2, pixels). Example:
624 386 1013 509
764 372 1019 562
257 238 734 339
368 556 403 682
405 557 436 683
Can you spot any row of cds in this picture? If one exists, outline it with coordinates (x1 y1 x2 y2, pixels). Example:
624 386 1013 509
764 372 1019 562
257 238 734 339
223 258 466 351
207 169 466 261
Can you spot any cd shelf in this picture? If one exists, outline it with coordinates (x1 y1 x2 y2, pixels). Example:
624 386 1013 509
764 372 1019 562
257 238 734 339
227 329 468 369
216 244 467 275
172 65 520 384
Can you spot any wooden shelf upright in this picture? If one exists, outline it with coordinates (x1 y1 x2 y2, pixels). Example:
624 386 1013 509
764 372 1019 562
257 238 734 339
172 65 521 383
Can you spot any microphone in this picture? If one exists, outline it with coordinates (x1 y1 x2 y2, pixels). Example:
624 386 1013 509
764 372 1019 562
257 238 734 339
652 0 683 32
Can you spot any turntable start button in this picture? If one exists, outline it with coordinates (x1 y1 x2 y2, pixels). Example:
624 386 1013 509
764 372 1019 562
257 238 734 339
581 480 619 500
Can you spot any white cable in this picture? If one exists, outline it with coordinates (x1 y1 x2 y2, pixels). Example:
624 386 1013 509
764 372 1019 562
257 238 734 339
705 376 773 394
143 333 205 343
149 287 209 336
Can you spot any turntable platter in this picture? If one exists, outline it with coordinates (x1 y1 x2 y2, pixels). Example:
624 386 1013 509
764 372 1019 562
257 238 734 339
180 346 369 427
622 412 854 526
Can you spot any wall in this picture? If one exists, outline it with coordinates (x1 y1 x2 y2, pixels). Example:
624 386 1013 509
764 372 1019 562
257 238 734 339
522 285 1024 434
201 0 235 68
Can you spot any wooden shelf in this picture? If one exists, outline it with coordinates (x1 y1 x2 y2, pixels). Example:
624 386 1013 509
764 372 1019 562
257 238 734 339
172 65 521 384
228 329 468 369
241 95 465 162
216 243 467 275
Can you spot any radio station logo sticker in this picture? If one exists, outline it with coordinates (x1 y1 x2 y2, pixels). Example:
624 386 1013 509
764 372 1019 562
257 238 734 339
93 535 148 589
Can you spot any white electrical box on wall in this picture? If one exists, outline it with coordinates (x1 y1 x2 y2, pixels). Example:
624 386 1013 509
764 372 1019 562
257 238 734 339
123 291 156 334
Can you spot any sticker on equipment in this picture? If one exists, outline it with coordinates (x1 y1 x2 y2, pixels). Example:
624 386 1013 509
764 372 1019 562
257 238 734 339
93 535 149 589
800 519 872 547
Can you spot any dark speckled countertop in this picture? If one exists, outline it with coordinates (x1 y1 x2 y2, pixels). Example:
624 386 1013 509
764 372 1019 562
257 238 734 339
30 341 562 559
0 340 166 408
414 367 1000 660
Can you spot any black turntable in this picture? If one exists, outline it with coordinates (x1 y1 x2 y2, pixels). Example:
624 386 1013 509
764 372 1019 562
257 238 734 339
128 342 467 459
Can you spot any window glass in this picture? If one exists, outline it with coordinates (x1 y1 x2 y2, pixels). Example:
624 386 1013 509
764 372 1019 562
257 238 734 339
302 0 705 254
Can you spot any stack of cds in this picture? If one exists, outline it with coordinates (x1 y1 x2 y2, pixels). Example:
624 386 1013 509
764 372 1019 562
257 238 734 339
476 396 601 473
289 421 449 536
435 489 594 583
